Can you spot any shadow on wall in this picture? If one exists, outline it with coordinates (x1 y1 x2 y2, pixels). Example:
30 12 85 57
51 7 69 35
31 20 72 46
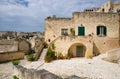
14 65 86 79
93 42 100 56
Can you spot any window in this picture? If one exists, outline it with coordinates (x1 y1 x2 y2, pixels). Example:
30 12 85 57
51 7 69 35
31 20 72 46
102 8 104 12
61 29 68 36
97 26 107 36
48 39 51 42
78 27 85 36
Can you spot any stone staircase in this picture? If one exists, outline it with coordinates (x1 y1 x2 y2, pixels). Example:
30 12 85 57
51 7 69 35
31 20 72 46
34 41 45 61
38 48 48 61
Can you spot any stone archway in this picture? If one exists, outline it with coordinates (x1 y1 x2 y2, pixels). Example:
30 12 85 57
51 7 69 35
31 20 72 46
68 43 86 57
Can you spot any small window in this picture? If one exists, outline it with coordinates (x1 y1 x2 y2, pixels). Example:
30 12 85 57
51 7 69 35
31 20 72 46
102 8 104 12
61 29 68 36
48 39 51 42
97 26 107 36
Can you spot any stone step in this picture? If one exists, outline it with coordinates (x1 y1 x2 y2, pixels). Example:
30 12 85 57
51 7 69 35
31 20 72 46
38 48 48 61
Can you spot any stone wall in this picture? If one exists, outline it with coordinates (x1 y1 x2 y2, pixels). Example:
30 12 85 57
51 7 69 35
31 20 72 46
45 12 120 57
106 48 120 63
0 40 18 53
93 36 119 54
0 51 24 63
73 12 119 38
14 65 84 79
18 40 31 54
54 36 93 58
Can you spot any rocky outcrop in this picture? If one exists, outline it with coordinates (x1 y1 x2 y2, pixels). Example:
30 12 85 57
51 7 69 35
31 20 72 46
14 65 86 79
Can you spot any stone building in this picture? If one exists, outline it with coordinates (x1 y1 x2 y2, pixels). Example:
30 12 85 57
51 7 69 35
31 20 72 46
45 1 120 58
84 0 120 13
18 40 31 54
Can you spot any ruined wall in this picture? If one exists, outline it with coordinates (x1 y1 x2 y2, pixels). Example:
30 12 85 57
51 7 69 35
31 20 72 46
0 51 24 63
0 40 18 53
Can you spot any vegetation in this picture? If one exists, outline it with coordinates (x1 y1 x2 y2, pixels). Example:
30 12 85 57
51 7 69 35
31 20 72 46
45 43 56 62
45 49 56 62
51 43 55 50
70 28 75 36
45 43 74 62
13 75 19 79
12 60 20 65
43 42 48 48
57 53 73 59
27 54 35 61
57 53 64 59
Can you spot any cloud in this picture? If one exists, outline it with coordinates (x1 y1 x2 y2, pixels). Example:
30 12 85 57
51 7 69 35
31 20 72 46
0 0 108 32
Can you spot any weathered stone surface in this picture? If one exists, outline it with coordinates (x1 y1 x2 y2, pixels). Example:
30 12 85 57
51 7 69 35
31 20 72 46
0 51 24 63
106 48 120 63
14 65 62 79
65 75 85 79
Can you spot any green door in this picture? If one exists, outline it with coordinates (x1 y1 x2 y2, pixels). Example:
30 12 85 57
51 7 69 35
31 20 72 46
78 27 85 36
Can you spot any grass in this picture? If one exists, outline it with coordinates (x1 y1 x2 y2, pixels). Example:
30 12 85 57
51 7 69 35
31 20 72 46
12 60 20 65
27 54 35 61
13 75 19 79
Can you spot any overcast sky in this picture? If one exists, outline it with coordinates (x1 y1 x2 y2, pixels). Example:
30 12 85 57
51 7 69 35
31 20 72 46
0 0 119 32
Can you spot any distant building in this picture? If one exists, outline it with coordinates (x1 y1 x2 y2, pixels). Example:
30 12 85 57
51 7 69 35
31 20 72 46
84 0 120 13
18 40 31 54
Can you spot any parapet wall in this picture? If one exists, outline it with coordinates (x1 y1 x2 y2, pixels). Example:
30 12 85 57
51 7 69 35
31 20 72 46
0 40 18 53
0 51 24 63
14 65 84 79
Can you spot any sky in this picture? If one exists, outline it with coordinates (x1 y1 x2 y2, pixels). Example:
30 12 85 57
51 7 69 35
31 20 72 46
0 0 119 32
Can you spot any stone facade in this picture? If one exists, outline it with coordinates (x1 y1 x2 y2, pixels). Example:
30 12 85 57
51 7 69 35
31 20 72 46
18 40 31 54
45 12 120 58
84 0 120 13
0 40 18 53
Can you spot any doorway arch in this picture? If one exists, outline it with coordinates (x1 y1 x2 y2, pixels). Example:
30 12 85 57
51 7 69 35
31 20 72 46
68 43 86 57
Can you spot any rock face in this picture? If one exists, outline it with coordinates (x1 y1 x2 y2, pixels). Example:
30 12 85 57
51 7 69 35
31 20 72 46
15 65 62 79
107 48 120 63
14 65 85 79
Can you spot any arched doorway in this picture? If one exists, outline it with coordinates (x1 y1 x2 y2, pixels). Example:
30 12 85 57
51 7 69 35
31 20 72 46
68 43 86 57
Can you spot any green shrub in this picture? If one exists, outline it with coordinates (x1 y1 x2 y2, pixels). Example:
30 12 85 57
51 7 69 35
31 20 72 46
27 54 35 61
44 42 48 48
51 43 55 50
70 28 75 36
45 50 56 62
57 53 64 59
12 60 20 65
57 53 73 59
13 75 19 79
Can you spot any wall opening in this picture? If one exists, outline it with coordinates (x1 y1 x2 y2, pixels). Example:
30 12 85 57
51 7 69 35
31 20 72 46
68 43 86 57
61 29 68 36
97 26 107 36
